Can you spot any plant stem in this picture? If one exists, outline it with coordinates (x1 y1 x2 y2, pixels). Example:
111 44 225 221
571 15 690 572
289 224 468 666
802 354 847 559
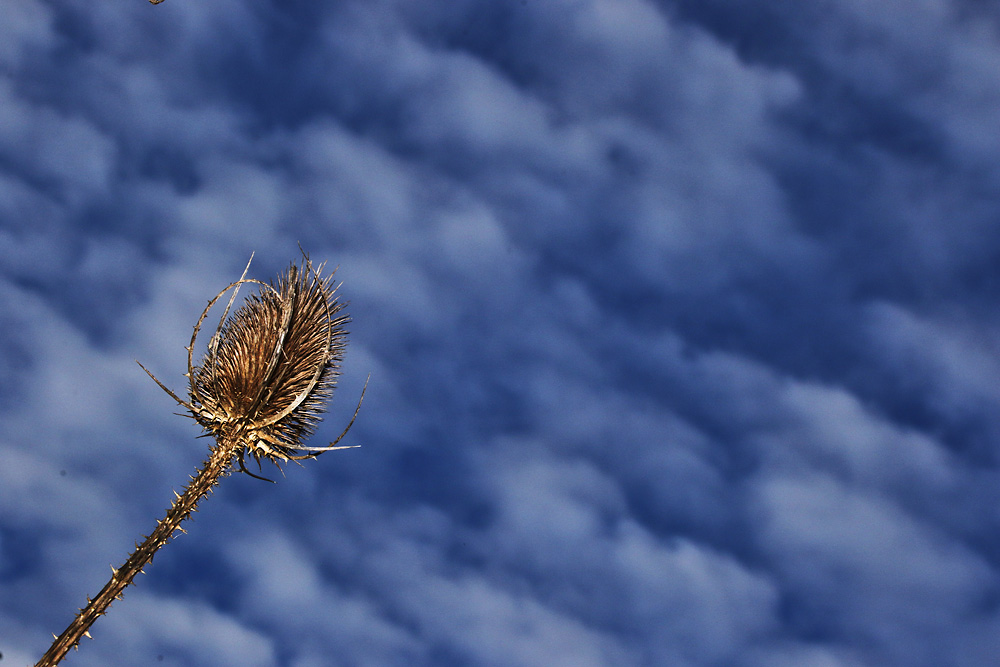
35 436 241 667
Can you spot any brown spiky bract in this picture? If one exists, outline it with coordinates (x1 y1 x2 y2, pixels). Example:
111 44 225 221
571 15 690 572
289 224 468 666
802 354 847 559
198 264 343 445
35 255 365 667
188 260 352 473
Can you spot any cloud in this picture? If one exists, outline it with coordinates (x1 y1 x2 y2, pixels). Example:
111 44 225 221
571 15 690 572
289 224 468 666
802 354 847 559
97 593 277 667
753 473 993 664
5 1 1000 665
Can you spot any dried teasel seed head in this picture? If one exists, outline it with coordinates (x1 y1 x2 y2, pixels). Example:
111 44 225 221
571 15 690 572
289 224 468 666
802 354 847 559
196 257 349 462
140 253 365 480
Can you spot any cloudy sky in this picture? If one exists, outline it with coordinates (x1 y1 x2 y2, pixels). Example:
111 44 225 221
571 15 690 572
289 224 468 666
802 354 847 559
4 1 1000 665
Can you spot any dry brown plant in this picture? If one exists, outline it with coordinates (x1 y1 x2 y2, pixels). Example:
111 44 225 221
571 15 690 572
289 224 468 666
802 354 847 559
35 253 366 666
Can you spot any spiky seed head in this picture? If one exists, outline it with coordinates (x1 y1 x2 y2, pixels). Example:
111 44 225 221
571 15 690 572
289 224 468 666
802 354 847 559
189 258 349 465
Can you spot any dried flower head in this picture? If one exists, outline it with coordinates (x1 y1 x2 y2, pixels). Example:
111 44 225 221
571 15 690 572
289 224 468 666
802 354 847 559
140 253 365 480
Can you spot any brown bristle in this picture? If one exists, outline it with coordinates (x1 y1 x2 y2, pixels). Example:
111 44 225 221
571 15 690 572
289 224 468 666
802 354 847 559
184 258 351 467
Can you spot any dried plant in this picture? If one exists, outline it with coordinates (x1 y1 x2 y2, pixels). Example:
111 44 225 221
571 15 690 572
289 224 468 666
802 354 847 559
35 253 366 667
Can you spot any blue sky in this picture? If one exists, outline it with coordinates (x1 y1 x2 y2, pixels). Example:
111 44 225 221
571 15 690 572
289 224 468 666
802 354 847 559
4 1 1000 665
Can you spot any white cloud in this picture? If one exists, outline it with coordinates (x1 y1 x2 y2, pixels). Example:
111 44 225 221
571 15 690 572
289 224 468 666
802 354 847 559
0 75 115 204
477 445 776 664
0 0 54 68
753 473 994 661
863 301 1000 418
95 593 277 667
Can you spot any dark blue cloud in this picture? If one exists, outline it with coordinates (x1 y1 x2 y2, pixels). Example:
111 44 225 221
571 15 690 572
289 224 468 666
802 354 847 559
4 0 1000 665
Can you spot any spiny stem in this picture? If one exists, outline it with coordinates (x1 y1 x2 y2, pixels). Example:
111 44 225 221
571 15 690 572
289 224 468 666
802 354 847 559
35 436 243 667
36 254 360 664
